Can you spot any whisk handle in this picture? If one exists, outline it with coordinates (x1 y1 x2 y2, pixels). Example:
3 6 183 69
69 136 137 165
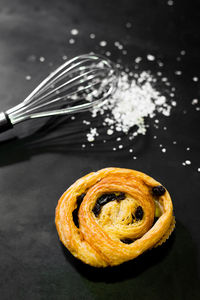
0 112 13 133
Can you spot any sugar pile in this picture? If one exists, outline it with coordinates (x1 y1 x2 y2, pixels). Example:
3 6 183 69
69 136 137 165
86 70 172 142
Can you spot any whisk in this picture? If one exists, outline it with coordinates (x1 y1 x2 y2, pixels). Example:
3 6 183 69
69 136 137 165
0 54 118 133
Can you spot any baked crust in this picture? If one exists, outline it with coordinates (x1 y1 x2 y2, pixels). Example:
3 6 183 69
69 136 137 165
55 167 175 267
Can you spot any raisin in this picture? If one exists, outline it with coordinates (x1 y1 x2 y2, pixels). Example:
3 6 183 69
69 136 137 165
72 193 86 228
92 203 101 217
135 206 144 220
93 192 126 217
152 185 166 197
121 238 133 244
97 193 116 205
77 193 86 205
72 208 79 228
116 192 126 200
153 217 159 225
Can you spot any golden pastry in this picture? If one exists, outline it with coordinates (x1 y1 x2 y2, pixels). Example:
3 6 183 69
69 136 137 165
55 167 175 267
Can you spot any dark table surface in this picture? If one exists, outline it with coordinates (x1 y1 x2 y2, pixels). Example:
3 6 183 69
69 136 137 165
0 0 200 299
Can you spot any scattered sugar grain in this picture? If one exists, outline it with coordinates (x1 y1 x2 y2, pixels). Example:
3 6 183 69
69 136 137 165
162 148 166 153
25 75 31 80
107 129 113 135
167 0 174 6
185 160 191 165
70 28 79 35
39 56 45 62
90 33 96 39
147 54 155 61
99 41 107 47
158 61 164 67
192 99 198 105
180 50 186 55
175 70 182 75
135 57 142 64
126 22 132 28
198 168 200 172
119 144 123 149
69 38 75 44
105 51 111 57
193 77 199 82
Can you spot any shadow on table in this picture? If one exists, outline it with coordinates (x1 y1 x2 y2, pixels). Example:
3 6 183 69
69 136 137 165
60 220 199 285
0 114 149 167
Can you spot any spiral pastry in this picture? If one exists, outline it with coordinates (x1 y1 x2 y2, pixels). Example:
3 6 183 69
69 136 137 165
55 168 175 267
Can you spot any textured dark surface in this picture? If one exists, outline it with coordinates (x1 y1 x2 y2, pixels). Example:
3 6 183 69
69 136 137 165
0 0 200 299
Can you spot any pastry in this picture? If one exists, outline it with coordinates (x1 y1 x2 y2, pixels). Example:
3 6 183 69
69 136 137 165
55 167 175 267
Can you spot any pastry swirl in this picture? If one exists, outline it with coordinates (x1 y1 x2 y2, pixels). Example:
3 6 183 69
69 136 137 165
55 168 175 267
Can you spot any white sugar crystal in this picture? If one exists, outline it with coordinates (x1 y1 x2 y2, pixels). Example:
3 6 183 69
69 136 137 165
90 33 96 39
162 148 166 153
126 22 132 28
105 51 111 56
180 50 186 55
198 168 200 172
172 101 177 106
69 38 75 44
39 56 45 62
70 28 79 35
99 41 107 47
185 160 191 165
175 70 182 75
25 75 31 80
107 129 113 135
167 0 174 6
135 57 142 64
193 77 199 82
147 54 155 61
192 99 198 105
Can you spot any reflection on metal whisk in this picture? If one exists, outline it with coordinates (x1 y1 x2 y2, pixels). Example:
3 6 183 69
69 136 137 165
0 54 118 133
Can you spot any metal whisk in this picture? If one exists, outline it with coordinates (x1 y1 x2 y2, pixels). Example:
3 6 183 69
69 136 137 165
0 54 118 133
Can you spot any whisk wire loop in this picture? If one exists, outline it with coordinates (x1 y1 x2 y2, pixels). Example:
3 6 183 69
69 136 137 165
3 54 118 127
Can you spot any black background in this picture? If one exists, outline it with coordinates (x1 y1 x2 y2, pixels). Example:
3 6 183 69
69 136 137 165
0 0 200 299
